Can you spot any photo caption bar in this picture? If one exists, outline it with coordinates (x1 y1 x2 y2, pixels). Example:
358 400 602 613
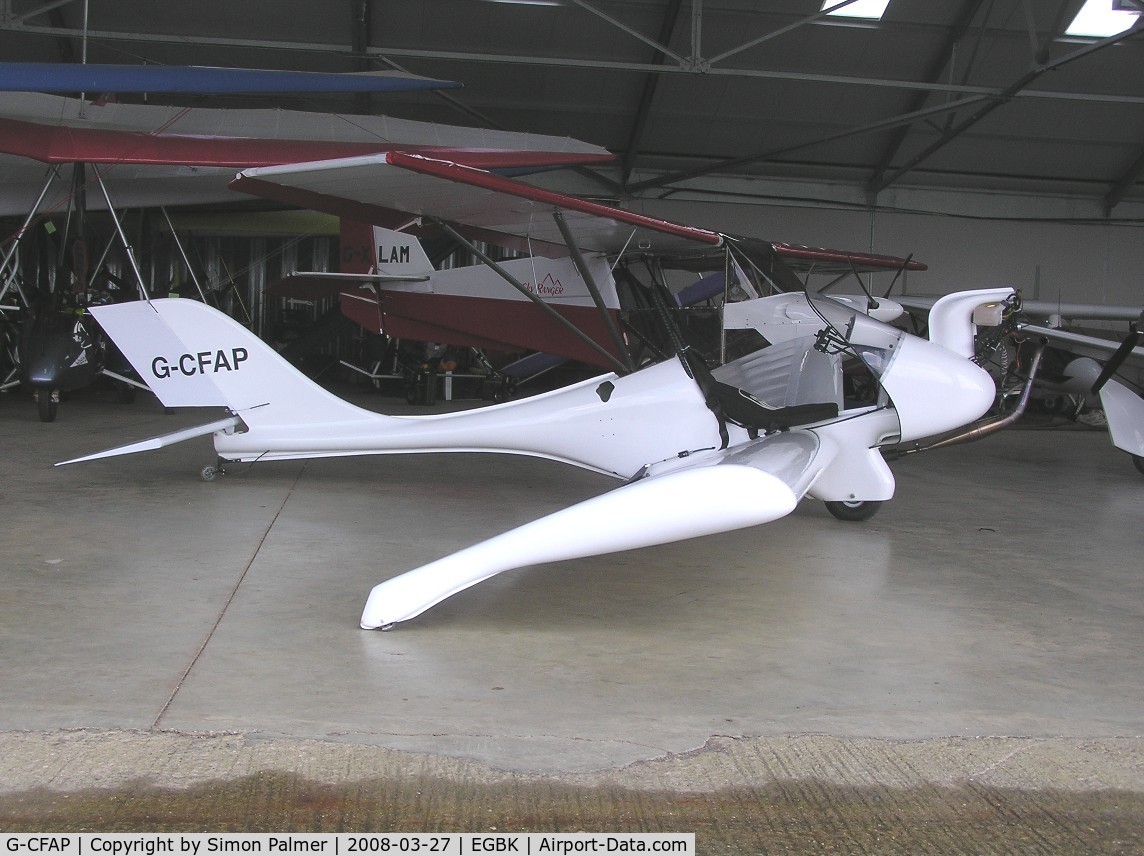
3 834 694 856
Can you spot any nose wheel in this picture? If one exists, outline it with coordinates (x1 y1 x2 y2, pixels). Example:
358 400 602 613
825 499 882 521
35 389 59 422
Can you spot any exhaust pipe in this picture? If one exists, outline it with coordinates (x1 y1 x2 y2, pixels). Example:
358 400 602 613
890 340 1046 456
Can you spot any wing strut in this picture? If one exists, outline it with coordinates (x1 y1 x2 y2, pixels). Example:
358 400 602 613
159 207 212 305
0 164 57 306
551 210 634 373
432 218 631 375
93 167 149 301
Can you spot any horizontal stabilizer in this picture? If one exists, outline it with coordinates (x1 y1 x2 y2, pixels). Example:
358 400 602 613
289 271 429 282
55 415 242 467
267 271 429 300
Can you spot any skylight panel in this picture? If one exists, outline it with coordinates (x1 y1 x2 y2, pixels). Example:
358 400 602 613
821 0 891 20
1065 0 1140 37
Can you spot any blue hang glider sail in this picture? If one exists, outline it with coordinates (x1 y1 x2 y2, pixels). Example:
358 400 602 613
0 62 460 94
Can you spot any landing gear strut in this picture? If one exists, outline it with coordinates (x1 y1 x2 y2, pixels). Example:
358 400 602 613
200 458 229 482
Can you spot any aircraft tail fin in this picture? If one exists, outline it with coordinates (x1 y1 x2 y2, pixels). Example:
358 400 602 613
89 298 376 429
339 219 433 279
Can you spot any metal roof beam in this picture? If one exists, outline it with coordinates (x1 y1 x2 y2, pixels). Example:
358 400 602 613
619 0 684 186
624 94 991 194
350 0 372 114
865 0 989 197
869 13 1144 194
1103 144 1144 215
707 0 862 66
3 18 1142 105
566 0 685 65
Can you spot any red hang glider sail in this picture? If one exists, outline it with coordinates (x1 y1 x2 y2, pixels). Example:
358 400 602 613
0 117 616 170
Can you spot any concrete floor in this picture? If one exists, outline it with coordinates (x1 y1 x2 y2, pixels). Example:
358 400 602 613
1 382 1142 844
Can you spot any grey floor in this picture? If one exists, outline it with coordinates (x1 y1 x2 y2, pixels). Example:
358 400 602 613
1 383 1142 775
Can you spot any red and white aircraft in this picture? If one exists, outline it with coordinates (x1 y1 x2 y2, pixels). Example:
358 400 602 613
257 151 928 371
59 151 1012 630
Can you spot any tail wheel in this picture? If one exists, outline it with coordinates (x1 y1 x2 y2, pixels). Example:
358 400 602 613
825 499 883 521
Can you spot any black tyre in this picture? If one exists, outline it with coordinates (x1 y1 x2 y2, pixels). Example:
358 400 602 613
37 390 58 423
116 382 137 404
825 499 882 521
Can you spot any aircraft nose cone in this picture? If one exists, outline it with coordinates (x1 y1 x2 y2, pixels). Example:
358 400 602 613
880 334 996 443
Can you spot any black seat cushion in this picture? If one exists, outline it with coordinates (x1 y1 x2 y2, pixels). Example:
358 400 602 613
680 350 838 446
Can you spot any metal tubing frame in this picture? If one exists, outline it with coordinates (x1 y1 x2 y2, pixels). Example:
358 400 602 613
551 210 634 373
160 207 210 304
0 164 58 306
92 166 149 301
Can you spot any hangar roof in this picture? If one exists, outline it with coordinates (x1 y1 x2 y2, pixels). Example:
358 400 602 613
1 0 1141 216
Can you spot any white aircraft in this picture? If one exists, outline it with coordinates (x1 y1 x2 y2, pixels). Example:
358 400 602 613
898 294 1144 475
57 153 1013 630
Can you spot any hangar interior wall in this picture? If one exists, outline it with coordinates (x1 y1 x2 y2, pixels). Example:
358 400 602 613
636 195 1144 308
631 187 1143 388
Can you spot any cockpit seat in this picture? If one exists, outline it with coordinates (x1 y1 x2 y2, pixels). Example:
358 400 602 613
680 349 838 447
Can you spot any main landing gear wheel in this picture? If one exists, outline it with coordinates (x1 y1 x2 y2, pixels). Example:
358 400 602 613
37 389 58 423
1133 455 1144 477
825 499 883 521
201 458 232 482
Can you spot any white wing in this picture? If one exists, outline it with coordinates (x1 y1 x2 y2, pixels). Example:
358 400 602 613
361 431 831 629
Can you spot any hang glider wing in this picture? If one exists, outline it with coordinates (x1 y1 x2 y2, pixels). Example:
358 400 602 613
0 94 613 214
233 151 723 257
0 93 613 169
0 62 460 94
0 117 617 170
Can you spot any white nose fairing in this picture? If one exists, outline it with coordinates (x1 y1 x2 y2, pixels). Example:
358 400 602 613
878 334 997 443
